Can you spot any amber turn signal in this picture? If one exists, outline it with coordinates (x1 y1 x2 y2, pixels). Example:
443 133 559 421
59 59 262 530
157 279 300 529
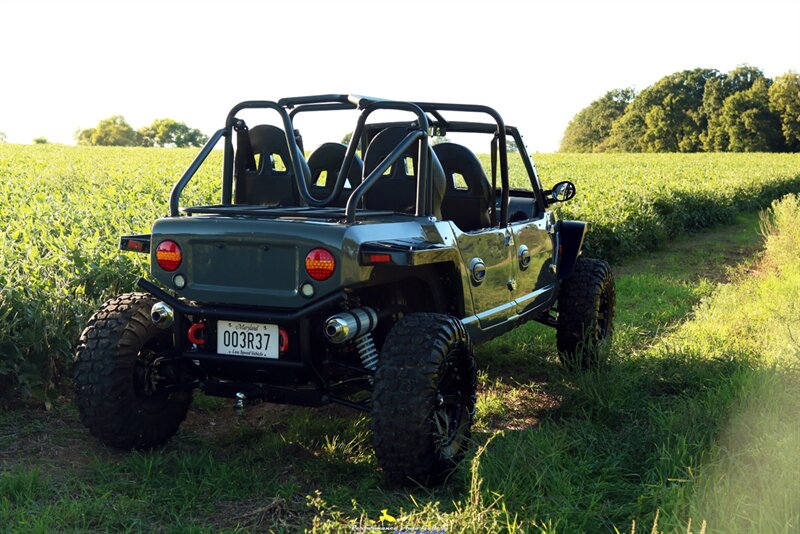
305 248 335 281
156 240 182 271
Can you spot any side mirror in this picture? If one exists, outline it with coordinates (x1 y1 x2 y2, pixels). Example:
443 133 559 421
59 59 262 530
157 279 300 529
546 180 576 205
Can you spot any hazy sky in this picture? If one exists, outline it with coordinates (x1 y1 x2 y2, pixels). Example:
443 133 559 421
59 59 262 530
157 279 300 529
1 0 798 152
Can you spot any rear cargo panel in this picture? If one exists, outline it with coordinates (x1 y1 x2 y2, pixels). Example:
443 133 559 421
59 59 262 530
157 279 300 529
150 216 348 308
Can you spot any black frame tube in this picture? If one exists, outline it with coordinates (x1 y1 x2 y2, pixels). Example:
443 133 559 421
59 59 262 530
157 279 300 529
344 130 425 223
288 102 357 118
415 102 509 226
338 101 430 223
170 128 226 217
171 95 519 226
223 100 325 205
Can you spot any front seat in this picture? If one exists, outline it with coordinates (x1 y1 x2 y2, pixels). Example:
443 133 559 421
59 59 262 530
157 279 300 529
306 142 364 207
433 142 492 231
362 127 446 220
234 124 311 206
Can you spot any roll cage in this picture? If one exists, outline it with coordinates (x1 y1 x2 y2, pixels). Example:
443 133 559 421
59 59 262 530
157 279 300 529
170 94 543 226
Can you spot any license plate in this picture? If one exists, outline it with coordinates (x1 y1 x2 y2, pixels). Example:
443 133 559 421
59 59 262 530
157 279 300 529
217 320 279 359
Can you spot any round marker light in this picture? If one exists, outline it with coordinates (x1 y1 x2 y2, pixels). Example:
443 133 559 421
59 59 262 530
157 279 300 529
156 240 182 271
173 274 186 289
305 248 335 281
300 282 315 298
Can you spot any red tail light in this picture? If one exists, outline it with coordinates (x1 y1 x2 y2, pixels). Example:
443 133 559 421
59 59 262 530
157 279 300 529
305 248 335 281
156 240 182 271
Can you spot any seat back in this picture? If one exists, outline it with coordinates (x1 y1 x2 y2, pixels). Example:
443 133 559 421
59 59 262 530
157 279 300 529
234 124 310 206
434 142 492 231
362 127 445 219
306 142 363 207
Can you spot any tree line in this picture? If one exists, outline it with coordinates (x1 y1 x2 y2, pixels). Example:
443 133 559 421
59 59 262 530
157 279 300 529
560 66 800 153
75 116 208 148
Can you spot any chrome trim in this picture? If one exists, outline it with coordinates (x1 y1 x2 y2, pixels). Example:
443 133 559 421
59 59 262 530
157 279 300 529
517 244 531 270
469 257 486 286
150 301 174 329
324 306 378 344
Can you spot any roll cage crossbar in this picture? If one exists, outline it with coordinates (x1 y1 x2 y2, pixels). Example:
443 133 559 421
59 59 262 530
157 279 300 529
169 94 514 225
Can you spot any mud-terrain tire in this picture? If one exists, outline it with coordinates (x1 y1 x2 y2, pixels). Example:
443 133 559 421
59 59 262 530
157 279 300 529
74 292 191 450
371 313 477 486
556 258 615 369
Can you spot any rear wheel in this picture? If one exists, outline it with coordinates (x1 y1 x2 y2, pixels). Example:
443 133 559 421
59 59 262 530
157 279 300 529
74 292 191 450
556 258 615 369
371 313 476 485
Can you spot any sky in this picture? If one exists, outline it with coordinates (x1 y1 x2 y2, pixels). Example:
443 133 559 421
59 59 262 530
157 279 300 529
0 0 798 152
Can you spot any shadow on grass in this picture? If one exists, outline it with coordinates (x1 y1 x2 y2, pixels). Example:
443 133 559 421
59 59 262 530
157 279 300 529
470 349 799 532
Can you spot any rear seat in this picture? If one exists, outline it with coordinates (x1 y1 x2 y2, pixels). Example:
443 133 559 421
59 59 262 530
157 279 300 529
434 143 492 232
306 142 363 207
234 124 310 206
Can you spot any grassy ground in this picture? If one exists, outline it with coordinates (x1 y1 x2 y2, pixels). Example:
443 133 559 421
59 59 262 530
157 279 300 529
4 206 797 533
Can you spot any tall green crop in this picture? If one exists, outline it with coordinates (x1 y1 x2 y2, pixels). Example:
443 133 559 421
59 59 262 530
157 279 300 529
0 145 799 402
0 145 220 401
497 152 800 260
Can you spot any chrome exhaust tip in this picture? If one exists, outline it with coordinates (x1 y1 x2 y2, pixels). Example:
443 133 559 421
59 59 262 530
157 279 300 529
324 317 351 344
324 307 378 344
150 302 174 329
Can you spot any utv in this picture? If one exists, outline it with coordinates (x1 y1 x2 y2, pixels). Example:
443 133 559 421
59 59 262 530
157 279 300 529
73 94 615 485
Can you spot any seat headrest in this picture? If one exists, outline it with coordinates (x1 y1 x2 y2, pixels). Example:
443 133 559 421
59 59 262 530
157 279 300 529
433 142 491 194
363 127 446 219
364 127 414 175
307 142 363 188
248 124 310 179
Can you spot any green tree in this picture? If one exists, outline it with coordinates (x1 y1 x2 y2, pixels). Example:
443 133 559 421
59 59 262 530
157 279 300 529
76 115 140 146
138 118 207 148
608 69 720 152
769 72 800 151
560 88 635 152
702 65 768 151
341 132 353 145
0 132 6 143
716 77 784 152
32 136 48 144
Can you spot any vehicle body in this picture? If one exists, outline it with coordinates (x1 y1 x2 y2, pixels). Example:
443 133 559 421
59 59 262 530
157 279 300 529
74 94 615 485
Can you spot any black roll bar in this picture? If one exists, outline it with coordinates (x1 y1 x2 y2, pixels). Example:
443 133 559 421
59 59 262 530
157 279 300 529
222 101 330 206
344 129 425 223
170 94 514 226
336 101 430 223
170 128 226 217
415 102 509 226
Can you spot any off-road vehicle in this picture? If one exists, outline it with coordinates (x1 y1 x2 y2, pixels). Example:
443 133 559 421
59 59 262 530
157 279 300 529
73 94 615 485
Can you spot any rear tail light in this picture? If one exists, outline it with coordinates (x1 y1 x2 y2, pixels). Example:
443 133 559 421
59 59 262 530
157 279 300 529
156 240 182 271
305 248 335 281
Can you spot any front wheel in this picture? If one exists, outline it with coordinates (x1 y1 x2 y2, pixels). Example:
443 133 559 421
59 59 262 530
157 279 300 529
371 313 477 486
73 292 192 450
556 258 615 369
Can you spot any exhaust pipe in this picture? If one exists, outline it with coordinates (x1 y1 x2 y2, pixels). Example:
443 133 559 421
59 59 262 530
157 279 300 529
150 302 174 329
324 307 378 344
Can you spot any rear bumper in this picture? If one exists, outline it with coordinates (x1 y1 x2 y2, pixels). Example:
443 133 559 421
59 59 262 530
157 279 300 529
137 277 344 382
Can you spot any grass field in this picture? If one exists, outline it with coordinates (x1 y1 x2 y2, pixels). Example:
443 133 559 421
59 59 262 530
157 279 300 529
0 145 799 531
1 201 797 532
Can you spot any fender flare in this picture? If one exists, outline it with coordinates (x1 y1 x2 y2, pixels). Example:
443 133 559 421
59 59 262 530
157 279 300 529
557 221 588 280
